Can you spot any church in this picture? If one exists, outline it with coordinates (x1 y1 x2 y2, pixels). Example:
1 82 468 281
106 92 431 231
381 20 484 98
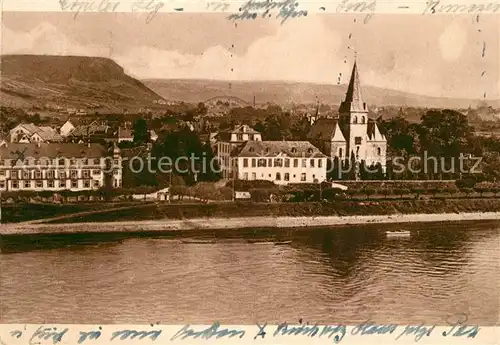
307 61 387 177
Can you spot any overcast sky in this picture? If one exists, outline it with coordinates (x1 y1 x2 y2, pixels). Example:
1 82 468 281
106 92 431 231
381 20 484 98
2 12 499 100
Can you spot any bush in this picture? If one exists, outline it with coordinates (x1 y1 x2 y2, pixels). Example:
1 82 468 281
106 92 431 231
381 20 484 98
228 180 275 191
249 188 272 202
443 187 458 194
455 178 476 189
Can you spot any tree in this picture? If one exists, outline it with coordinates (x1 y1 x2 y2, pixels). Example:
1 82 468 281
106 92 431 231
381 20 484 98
133 118 150 144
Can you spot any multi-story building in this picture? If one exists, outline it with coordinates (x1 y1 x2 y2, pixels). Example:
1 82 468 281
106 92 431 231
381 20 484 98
215 125 262 179
0 143 122 192
308 60 387 178
234 141 327 185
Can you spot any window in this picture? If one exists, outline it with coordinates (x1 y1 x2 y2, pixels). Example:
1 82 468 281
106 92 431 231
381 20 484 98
339 148 343 158
114 159 119 165
251 172 256 180
310 159 315 167
23 170 30 179
0 181 4 188
284 159 290 167
83 159 89 165
113 169 119 175
377 147 382 156
284 173 290 181
301 173 306 181
276 172 281 181
275 158 283 167
35 170 41 179
34 159 40 165
302 159 306 168
93 180 100 188
243 158 248 167
83 170 90 178
249 147 254 153
94 158 100 165
268 158 273 167
93 170 101 175
70 170 78 178
11 170 19 180
84 180 91 188
237 134 243 141
48 180 54 188
361 116 366 124
257 159 266 167
318 159 322 168
243 172 248 180
353 116 358 124
36 181 43 188
355 137 362 145
70 158 77 165
47 170 55 179
251 159 256 168
59 180 66 188
291 147 297 153
307 148 313 154
0 160 4 166
59 158 65 166
24 181 31 188
265 148 270 154
293 159 299 168
0 170 4 176
71 180 78 188
59 171 67 179
12 181 19 189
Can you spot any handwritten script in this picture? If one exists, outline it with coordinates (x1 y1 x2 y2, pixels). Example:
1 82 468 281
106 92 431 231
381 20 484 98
0 314 481 345
59 0 165 22
227 0 308 24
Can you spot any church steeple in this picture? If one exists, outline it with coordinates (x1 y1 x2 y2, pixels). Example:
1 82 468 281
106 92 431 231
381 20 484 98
339 61 367 114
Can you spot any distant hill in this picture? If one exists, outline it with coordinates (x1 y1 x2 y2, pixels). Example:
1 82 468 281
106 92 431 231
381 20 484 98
0 55 164 112
144 79 500 110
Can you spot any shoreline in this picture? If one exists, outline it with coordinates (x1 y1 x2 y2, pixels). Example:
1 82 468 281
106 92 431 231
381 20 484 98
2 211 500 236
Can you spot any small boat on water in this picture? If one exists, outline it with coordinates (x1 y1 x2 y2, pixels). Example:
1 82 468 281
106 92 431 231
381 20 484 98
181 239 216 244
386 230 411 237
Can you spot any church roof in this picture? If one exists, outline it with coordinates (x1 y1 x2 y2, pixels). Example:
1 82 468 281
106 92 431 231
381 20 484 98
339 61 367 113
307 118 346 142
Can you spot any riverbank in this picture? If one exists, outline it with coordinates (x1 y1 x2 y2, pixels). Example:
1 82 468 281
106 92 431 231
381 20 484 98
2 211 500 236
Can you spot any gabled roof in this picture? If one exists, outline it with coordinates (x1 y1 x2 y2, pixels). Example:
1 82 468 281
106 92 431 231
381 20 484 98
307 118 346 142
216 125 260 141
367 121 387 141
339 61 367 114
236 141 326 158
0 143 109 160
119 128 133 139
11 123 40 135
32 127 63 142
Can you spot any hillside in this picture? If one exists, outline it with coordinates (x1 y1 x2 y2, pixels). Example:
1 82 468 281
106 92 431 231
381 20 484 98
0 55 164 112
144 79 500 110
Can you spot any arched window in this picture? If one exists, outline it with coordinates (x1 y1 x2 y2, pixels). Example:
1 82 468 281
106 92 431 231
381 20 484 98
377 147 381 156
265 148 270 154
361 116 365 124
291 147 297 153
339 148 343 158
353 116 358 124
307 148 313 154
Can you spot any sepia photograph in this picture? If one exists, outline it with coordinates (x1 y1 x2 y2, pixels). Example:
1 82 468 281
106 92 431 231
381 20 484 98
0 9 499 330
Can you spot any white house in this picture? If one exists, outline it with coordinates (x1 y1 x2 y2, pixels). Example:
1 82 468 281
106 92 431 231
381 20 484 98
234 141 327 185
10 123 62 143
215 125 262 179
0 143 122 192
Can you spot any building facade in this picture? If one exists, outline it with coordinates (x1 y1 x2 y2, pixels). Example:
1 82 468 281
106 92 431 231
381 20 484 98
216 125 262 179
0 143 122 192
10 123 63 143
308 61 387 177
235 141 327 185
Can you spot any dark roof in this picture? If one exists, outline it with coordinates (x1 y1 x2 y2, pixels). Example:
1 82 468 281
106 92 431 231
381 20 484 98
307 118 340 141
339 61 367 114
0 143 109 160
236 141 326 158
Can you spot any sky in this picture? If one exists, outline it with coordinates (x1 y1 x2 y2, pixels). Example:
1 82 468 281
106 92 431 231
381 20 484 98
2 12 499 100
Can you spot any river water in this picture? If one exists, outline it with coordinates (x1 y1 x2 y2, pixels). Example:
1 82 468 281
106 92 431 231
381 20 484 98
1 220 499 325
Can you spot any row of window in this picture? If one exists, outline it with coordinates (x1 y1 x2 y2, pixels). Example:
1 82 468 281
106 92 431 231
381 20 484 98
1 169 103 179
242 172 316 182
242 158 324 168
0 158 108 166
0 179 101 189
248 147 315 154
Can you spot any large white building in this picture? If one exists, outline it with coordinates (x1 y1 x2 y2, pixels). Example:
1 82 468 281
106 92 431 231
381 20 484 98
234 141 327 184
0 143 122 192
216 125 262 179
308 61 387 177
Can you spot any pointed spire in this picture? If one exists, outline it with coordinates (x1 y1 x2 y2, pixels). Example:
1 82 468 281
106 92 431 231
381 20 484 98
340 60 366 113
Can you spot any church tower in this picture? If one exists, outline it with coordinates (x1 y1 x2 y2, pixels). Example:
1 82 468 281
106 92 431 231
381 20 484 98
339 61 369 163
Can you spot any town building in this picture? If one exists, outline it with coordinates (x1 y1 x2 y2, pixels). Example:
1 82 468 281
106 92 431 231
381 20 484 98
215 125 262 179
10 123 63 143
308 61 387 177
234 141 327 184
0 143 122 192
65 121 115 143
